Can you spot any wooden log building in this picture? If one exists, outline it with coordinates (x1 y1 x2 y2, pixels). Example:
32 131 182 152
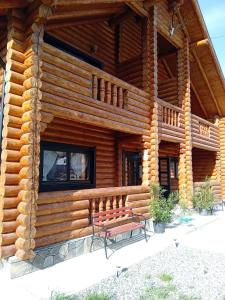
0 0 225 262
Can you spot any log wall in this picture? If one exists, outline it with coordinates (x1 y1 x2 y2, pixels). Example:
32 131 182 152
0 10 26 259
48 22 116 75
143 7 159 185
117 55 143 89
192 148 217 182
193 147 221 201
118 15 142 63
219 118 225 199
0 27 7 101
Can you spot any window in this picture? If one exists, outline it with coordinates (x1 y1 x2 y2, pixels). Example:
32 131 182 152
170 158 178 179
40 141 96 192
122 151 142 186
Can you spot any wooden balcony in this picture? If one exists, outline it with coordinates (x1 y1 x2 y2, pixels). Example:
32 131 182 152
40 43 151 136
191 114 219 151
36 185 149 248
157 98 185 143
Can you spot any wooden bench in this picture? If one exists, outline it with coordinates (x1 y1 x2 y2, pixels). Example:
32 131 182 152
91 206 148 258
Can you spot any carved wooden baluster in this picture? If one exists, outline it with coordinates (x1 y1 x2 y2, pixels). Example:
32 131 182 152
118 87 123 108
113 196 117 219
172 110 175 126
106 81 111 104
177 112 180 127
168 108 171 125
123 90 128 108
165 107 168 124
174 111 177 127
119 194 123 208
92 75 98 99
91 199 96 213
112 84 117 106
100 78 105 102
162 106 166 123
99 197 103 212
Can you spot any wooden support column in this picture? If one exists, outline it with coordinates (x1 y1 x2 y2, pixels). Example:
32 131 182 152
178 38 193 206
142 6 158 186
219 118 225 200
0 10 25 259
15 5 51 260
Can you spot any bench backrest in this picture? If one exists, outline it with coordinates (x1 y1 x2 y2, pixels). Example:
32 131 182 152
92 206 133 225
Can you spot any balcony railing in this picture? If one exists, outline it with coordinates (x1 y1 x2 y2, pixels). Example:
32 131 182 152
191 114 219 151
41 43 150 136
157 98 185 143
36 186 149 248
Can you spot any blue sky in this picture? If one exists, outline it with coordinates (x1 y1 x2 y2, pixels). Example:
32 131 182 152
198 0 225 76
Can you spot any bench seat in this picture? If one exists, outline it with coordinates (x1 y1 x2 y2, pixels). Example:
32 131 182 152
96 222 145 238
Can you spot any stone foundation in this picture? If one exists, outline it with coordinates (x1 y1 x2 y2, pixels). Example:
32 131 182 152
0 220 152 279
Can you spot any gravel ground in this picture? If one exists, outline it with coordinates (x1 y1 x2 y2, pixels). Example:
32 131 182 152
75 244 225 300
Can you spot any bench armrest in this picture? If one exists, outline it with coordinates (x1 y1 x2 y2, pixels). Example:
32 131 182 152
92 221 107 232
132 213 147 221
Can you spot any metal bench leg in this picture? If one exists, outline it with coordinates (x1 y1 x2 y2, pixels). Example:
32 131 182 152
104 236 108 259
90 234 94 252
144 220 147 242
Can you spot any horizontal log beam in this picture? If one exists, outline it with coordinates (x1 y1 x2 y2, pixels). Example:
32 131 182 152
38 185 149 204
0 0 29 9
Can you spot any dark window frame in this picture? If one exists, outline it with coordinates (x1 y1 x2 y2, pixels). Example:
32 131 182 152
39 141 96 192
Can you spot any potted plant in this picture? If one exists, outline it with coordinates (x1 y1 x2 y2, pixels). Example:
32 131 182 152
192 179 215 215
149 183 175 233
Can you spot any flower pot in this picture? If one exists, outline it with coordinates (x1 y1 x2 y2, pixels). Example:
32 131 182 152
199 209 212 216
153 222 166 233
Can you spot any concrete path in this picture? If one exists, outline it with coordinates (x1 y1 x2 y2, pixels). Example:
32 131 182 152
1 210 224 300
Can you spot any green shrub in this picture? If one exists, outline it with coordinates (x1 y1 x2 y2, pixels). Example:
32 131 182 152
50 292 74 300
84 292 111 300
149 183 175 224
159 273 174 282
192 179 214 211
168 190 180 205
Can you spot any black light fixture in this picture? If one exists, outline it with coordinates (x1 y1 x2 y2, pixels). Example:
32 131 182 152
168 0 183 36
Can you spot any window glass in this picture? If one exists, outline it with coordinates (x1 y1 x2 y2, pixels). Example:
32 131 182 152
170 159 178 179
43 150 67 182
70 153 89 181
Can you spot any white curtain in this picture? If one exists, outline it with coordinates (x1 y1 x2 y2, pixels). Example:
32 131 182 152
70 153 88 180
43 150 58 181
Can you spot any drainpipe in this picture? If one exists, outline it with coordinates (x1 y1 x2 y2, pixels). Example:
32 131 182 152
0 57 6 147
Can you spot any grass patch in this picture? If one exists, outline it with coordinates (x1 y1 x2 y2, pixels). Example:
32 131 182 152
179 295 200 300
144 274 151 280
50 292 74 300
84 292 112 300
140 284 176 300
159 273 174 282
